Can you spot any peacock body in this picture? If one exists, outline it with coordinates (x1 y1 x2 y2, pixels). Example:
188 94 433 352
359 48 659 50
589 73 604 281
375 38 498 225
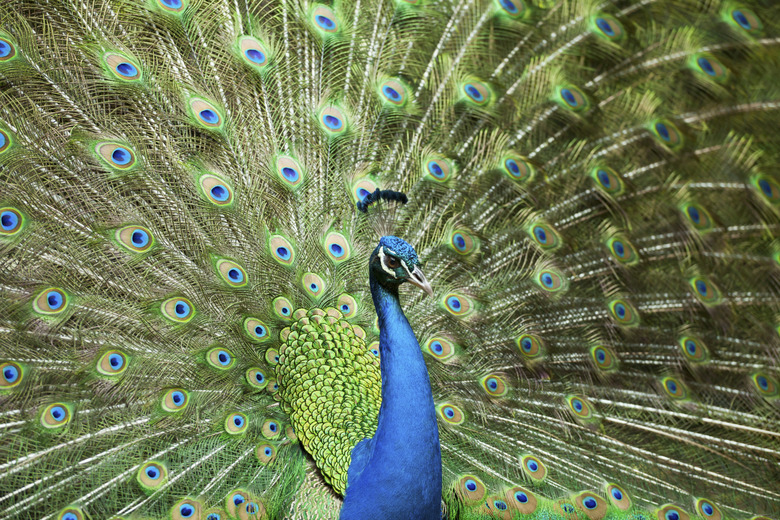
1 0 779 518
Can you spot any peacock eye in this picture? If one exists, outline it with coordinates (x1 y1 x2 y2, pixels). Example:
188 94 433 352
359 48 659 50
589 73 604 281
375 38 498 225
386 256 400 269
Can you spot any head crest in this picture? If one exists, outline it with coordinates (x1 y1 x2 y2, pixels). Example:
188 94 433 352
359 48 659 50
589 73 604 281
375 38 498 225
356 189 408 237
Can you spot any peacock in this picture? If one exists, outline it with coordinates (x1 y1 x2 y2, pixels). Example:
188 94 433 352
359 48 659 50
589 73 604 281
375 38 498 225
1 0 779 518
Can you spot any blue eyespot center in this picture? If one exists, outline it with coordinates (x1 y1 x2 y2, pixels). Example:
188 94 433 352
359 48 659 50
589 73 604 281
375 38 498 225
161 0 183 8
1 211 18 230
172 391 184 405
465 479 477 491
131 230 149 246
62 514 78 520
245 48 265 64
0 40 11 58
687 206 701 223
112 148 131 165
255 372 265 383
759 179 773 197
583 497 597 509
757 375 769 390
526 459 538 472
615 303 626 318
47 291 63 310
432 342 443 353
454 234 466 249
562 504 575 513
233 415 244 427
494 500 508 510
666 510 680 520
702 503 714 516
316 15 335 29
613 241 625 256
596 17 614 36
233 494 245 505
210 185 228 201
116 62 138 77
146 466 159 479
611 488 623 500
447 296 461 310
340 304 349 312
597 169 611 187
281 167 299 181
383 86 401 101
572 398 583 412
541 273 553 287
330 243 343 256
697 57 715 76
515 491 528 502
265 447 272 455
109 353 123 368
500 0 518 14
175 301 189 317
428 161 444 177
444 407 455 418
4 366 19 382
732 10 750 29
199 109 219 124
667 380 678 393
50 406 65 420
506 159 520 174
254 325 265 337
228 268 242 281
487 378 498 390
218 351 230 364
521 338 532 351
276 247 290 259
269 422 278 432
561 88 577 106
696 280 708 296
464 84 483 101
596 349 606 362
655 122 670 141
282 307 290 315
323 115 342 129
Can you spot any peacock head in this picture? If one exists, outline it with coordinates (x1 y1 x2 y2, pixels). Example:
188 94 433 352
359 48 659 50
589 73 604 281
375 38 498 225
370 236 432 296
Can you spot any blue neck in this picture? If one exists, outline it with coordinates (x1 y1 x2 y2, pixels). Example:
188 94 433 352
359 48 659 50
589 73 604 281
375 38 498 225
339 275 442 519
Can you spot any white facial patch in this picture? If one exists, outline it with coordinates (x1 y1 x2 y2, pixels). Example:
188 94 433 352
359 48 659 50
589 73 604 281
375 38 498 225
378 247 398 278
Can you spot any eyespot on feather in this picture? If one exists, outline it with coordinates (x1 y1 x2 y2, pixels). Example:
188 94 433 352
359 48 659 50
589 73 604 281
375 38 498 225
590 345 617 371
225 412 248 434
323 232 351 263
527 222 561 250
517 334 544 360
246 368 268 390
273 296 294 319
607 236 638 265
207 347 236 370
506 486 537 514
566 395 596 422
727 7 762 34
0 36 18 62
115 225 154 253
336 293 357 318
752 175 780 205
606 484 631 510
450 229 477 254
269 235 295 265
751 372 778 399
461 80 491 106
40 403 72 429
161 297 195 323
172 498 201 520
556 85 589 112
425 337 456 361
608 299 639 326
495 0 528 20
244 318 270 342
456 475 486 503
379 79 409 107
312 5 340 34
97 350 129 376
679 336 709 363
590 166 624 196
96 142 137 170
656 504 690 520
33 288 69 315
441 293 474 317
137 461 167 491
481 374 508 397
189 98 223 129
695 498 722 520
424 155 455 182
1 207 24 235
352 178 378 204
680 203 714 232
262 419 280 438
688 276 722 306
103 52 142 81
200 174 234 206
574 492 607 520
265 348 280 365
591 14 625 42
238 36 270 69
216 259 247 287
650 119 683 151
661 376 688 400
319 105 347 135
275 155 305 188
502 154 534 182
535 268 568 293
302 273 325 299
0 361 24 389
56 507 84 520
256 443 276 464
161 388 189 412
690 54 728 82
0 129 11 154
437 403 465 424
156 0 186 13
520 454 547 482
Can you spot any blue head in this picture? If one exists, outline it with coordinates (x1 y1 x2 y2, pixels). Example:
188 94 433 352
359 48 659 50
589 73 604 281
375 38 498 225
369 236 432 296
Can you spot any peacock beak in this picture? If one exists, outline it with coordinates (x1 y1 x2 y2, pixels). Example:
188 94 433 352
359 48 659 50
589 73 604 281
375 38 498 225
407 266 433 297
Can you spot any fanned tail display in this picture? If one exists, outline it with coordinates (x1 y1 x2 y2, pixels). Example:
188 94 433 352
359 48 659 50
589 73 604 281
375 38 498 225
1 0 779 519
